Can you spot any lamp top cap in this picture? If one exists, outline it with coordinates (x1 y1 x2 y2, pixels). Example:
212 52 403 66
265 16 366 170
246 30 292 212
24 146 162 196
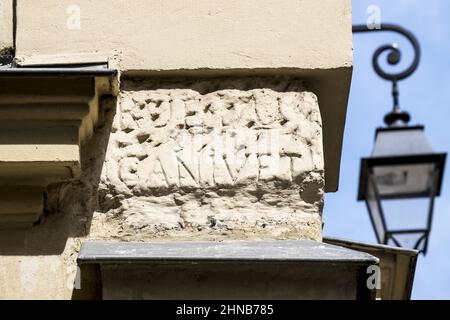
373 125 433 157
384 110 411 127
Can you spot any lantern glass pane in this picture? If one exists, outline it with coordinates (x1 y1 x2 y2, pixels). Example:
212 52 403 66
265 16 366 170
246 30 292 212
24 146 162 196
381 198 430 231
372 163 436 198
366 175 385 243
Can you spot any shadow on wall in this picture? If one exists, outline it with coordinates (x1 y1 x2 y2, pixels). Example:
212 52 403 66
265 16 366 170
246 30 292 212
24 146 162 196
0 96 117 255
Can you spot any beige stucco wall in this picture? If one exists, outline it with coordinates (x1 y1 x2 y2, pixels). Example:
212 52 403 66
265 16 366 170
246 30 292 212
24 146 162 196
15 0 352 72
0 0 13 53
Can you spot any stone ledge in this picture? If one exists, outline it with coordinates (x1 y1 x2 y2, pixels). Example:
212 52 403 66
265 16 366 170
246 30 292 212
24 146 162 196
75 240 379 300
0 71 116 228
77 240 379 265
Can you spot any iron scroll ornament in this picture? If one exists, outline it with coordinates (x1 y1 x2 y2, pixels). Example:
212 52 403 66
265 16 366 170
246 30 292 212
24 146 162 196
352 23 421 126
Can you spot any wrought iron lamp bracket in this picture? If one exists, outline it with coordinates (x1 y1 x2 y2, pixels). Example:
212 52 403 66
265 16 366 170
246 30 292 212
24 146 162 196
352 24 421 126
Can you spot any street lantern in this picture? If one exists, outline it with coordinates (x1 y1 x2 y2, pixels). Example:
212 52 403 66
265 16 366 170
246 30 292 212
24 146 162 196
358 124 446 253
353 24 447 254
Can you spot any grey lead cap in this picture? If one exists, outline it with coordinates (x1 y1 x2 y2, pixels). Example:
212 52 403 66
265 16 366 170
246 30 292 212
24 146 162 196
77 240 379 265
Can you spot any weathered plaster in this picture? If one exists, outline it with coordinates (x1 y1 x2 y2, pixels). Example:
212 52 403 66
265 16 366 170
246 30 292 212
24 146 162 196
98 77 324 241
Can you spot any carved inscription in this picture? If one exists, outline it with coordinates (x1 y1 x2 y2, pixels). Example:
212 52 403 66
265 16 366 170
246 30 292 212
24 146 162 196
103 81 323 196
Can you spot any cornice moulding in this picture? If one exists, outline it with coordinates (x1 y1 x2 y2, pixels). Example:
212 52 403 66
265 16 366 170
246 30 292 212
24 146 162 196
0 72 116 228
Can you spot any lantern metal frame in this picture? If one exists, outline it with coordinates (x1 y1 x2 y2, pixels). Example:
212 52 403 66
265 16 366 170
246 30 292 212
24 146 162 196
358 126 447 201
358 150 446 254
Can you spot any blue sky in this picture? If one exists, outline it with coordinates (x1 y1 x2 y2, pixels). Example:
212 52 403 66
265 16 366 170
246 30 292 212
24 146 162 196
323 0 450 299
